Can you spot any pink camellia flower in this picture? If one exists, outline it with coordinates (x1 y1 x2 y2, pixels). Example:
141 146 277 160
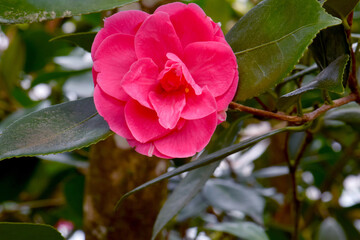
92 2 238 159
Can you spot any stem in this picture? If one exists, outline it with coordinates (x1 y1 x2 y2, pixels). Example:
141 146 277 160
255 97 270 111
284 131 312 240
229 93 357 123
322 90 333 105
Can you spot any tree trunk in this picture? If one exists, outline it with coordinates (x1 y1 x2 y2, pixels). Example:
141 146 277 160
84 136 168 240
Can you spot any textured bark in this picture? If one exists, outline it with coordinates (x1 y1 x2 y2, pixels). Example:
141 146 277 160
84 136 168 240
267 133 294 226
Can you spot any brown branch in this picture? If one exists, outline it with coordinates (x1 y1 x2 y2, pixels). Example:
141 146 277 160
229 93 358 123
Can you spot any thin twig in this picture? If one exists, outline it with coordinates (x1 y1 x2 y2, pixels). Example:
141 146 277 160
229 93 358 123
284 131 312 240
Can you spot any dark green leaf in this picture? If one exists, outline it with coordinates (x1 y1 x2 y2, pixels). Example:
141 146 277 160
253 166 289 178
226 0 341 101
317 217 346 240
203 179 265 223
151 119 244 240
0 101 50 131
0 0 137 24
323 0 359 19
0 97 112 161
206 221 269 240
0 223 64 240
116 124 309 209
325 103 360 131
309 25 350 72
50 32 97 52
277 55 349 110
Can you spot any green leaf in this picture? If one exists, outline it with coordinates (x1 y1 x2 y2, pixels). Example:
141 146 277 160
50 32 97 52
0 101 50 131
203 179 265 224
225 0 341 101
325 103 360 131
309 25 350 72
0 97 112 161
277 55 349 110
0 0 136 24
253 166 289 178
206 221 269 240
317 217 346 240
0 223 64 240
151 119 244 240
323 0 359 19
115 124 309 209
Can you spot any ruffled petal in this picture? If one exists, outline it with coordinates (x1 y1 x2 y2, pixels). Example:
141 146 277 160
127 140 172 159
184 41 237 97
135 11 183 68
181 87 217 120
93 85 133 139
166 53 202 95
149 91 186 129
154 112 217 158
91 10 149 57
93 33 137 101
215 72 239 111
125 100 171 143
155 3 215 47
122 58 160 108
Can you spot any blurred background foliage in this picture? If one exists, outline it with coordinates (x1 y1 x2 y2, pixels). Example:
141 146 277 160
0 0 360 239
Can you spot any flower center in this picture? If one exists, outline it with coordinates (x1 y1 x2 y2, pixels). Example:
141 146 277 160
159 62 187 92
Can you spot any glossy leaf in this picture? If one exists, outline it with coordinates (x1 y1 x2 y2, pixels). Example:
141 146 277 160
0 0 136 24
253 166 289 178
0 97 112 161
116 124 309 208
226 0 341 101
206 221 269 240
323 0 359 19
325 104 360 131
0 223 64 240
317 218 346 240
0 101 50 131
203 179 265 223
151 119 244 240
277 55 349 110
50 32 97 52
309 25 350 73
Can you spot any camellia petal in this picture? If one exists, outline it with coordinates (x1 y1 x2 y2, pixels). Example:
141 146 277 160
122 58 160 109
181 87 217 120
166 53 202 95
91 10 149 57
93 86 133 139
184 41 237 97
154 112 217 158
135 11 183 68
94 34 137 101
127 140 172 159
216 72 239 111
149 91 186 129
125 100 171 143
92 2 238 159
155 2 215 47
